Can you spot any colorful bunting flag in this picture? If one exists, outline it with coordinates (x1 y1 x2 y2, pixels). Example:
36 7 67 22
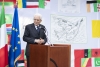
74 49 91 67
87 0 100 12
17 0 50 9
81 57 100 67
0 0 16 6
75 49 100 67
92 49 100 57
81 58 92 67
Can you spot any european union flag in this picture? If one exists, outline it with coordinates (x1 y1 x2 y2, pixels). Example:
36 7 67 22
9 6 21 67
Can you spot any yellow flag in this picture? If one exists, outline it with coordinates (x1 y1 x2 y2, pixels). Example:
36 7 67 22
92 20 100 38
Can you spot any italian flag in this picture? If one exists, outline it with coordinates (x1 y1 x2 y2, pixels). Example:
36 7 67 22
0 2 8 67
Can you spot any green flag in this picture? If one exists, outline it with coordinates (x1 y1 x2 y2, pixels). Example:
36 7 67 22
97 0 100 3
94 58 100 66
39 0 45 8
0 2 13 7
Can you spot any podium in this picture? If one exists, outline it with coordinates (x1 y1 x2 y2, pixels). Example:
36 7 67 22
29 44 71 67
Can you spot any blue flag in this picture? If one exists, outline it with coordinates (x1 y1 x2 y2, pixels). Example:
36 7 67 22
9 7 21 67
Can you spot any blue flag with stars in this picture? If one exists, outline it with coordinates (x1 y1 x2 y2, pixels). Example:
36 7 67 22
9 6 21 67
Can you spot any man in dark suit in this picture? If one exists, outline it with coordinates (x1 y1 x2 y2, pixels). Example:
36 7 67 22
23 13 47 67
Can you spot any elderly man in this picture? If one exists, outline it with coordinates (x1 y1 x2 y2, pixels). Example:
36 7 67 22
23 13 47 67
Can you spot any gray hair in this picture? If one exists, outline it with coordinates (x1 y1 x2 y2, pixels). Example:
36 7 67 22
34 13 42 20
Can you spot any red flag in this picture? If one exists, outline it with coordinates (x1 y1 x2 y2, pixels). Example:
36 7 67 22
74 50 84 67
74 49 91 67
0 0 16 5
18 50 24 60
92 49 100 57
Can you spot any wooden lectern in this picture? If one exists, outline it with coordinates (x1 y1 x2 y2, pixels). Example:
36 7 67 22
29 44 71 67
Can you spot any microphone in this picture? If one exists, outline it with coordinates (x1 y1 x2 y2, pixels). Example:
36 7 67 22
39 25 46 33
46 28 53 46
39 24 53 46
38 25 46 39
42 26 53 46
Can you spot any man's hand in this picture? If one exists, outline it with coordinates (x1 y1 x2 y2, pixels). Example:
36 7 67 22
34 39 41 44
34 38 45 45
40 38 45 44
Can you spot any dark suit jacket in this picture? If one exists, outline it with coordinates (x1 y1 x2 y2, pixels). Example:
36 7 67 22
23 23 47 56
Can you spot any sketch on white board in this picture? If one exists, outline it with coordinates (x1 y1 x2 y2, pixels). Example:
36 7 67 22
58 0 80 13
51 15 87 44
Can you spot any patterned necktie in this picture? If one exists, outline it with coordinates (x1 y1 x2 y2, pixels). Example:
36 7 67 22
37 26 40 33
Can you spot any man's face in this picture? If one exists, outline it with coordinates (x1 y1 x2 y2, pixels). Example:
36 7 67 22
34 16 42 26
